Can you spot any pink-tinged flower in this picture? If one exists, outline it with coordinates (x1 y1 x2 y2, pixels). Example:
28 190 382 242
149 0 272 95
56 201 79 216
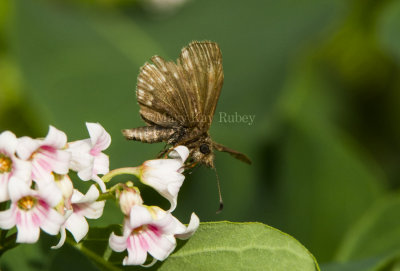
109 205 199 266
140 146 189 212
0 131 31 202
52 185 105 249
0 178 64 243
118 187 143 216
16 126 70 185
67 123 111 192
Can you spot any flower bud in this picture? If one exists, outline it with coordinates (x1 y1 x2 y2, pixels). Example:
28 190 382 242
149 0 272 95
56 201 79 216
119 187 143 216
54 173 73 202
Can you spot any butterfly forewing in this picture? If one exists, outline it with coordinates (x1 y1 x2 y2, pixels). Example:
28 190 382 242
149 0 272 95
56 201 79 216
136 41 223 132
179 42 224 130
137 60 182 127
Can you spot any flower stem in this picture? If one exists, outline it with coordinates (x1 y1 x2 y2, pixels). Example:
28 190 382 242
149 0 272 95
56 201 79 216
101 167 141 183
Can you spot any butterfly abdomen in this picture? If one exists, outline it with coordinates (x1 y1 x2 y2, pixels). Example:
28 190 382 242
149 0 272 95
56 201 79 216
122 126 175 143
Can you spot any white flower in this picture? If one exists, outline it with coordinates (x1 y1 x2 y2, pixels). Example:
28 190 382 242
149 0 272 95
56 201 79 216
140 146 189 212
0 131 31 202
16 126 70 185
52 185 105 249
109 205 199 266
67 123 111 192
0 178 64 243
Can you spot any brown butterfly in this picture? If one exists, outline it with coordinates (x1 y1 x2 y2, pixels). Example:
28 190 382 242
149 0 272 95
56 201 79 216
122 41 251 168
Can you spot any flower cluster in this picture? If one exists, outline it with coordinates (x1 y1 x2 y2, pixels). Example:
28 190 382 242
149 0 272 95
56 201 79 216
0 123 108 245
108 146 199 266
0 124 199 267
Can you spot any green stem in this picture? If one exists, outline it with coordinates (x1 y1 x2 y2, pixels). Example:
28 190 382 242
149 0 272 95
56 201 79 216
0 232 18 257
0 229 7 244
101 167 141 183
97 182 127 201
67 238 121 271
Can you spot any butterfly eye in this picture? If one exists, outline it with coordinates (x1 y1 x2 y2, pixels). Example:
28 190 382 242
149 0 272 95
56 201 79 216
200 144 210 155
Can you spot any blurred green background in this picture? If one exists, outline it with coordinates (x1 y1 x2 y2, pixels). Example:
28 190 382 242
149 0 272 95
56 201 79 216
2 0 400 270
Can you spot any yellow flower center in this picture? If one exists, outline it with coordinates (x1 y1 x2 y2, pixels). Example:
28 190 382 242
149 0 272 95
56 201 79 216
0 154 12 173
133 225 146 233
18 196 37 211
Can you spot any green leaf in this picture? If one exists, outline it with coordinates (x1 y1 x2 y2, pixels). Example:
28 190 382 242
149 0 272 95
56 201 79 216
335 194 400 261
158 222 319 271
321 255 397 271
325 193 400 271
74 222 319 271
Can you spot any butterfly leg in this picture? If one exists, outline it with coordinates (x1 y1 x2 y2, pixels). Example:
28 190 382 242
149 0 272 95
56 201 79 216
157 144 170 158
184 161 197 170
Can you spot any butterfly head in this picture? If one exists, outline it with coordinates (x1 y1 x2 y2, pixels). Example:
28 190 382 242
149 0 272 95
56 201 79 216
187 136 215 168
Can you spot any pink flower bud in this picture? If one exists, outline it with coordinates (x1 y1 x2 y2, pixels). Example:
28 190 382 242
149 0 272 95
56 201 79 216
119 187 143 216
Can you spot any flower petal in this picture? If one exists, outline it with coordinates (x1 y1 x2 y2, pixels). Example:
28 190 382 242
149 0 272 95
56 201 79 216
93 153 109 175
145 229 176 261
8 177 31 202
144 159 182 172
129 205 153 230
37 180 62 207
40 208 64 235
0 131 18 156
36 147 70 176
81 200 105 219
67 139 93 172
86 123 111 154
77 166 93 181
12 158 32 183
168 145 189 163
141 168 184 212
0 208 15 229
71 185 99 204
124 235 148 265
15 210 41 243
92 175 107 193
70 186 104 219
109 232 128 252
51 226 67 249
175 213 200 240
0 174 10 202
148 207 175 232
16 222 40 243
65 213 89 243
43 126 67 149
16 137 41 160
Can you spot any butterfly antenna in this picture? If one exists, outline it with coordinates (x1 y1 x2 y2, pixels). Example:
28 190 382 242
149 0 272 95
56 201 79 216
214 167 224 214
